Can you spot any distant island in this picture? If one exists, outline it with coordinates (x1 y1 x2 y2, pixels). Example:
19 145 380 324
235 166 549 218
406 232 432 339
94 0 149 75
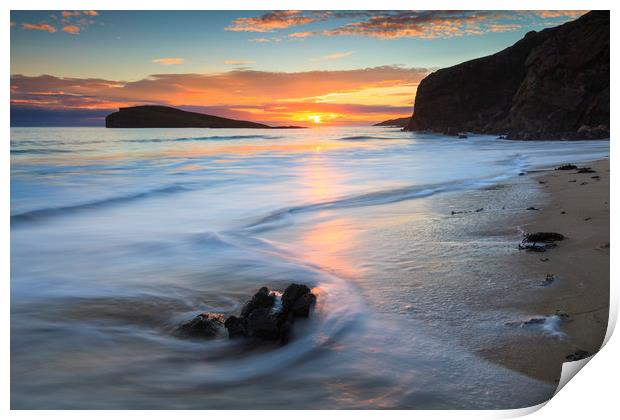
405 11 609 140
373 117 411 128
105 105 306 129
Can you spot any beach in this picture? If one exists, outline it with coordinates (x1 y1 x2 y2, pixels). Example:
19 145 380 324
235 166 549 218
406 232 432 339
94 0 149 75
476 159 610 383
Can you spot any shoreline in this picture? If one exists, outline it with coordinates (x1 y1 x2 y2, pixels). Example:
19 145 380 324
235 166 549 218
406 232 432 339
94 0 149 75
477 158 610 384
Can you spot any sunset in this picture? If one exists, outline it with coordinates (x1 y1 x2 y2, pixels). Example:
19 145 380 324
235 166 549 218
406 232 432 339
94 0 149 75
11 10 587 126
9 6 612 414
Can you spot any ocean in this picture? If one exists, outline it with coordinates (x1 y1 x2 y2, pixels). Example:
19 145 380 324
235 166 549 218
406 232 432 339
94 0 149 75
10 126 610 409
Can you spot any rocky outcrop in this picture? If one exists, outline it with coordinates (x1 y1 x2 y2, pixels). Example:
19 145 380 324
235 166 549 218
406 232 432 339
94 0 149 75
224 284 316 343
106 105 306 129
373 117 411 127
405 11 609 140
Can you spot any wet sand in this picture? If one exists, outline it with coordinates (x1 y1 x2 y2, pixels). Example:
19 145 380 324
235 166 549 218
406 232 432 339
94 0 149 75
479 159 610 384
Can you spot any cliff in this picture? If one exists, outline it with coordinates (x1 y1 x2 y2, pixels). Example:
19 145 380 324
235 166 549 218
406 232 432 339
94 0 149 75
105 106 305 129
373 117 411 127
405 11 609 140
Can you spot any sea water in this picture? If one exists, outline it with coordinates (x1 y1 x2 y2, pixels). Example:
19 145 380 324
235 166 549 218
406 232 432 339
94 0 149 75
10 127 610 409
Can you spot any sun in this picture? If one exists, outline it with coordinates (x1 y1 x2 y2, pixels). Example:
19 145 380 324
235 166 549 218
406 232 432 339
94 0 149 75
308 115 322 124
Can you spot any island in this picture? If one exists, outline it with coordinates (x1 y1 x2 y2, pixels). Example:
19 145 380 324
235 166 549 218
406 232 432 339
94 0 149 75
105 105 306 129
373 117 411 128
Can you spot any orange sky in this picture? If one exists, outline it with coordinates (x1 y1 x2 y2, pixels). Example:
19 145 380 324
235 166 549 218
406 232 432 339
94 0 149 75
11 67 427 125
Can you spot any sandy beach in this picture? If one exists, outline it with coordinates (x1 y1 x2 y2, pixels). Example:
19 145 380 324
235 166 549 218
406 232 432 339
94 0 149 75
478 159 610 384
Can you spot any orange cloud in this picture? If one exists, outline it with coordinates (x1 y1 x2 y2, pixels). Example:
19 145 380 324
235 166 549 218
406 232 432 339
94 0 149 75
311 51 353 62
226 10 317 32
534 10 587 19
63 25 80 34
61 11 81 18
223 59 256 65
21 23 56 33
83 11 99 17
151 57 185 65
288 31 313 38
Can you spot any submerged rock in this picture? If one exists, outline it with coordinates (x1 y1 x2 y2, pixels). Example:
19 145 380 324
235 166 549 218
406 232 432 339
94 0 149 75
224 283 317 343
175 312 224 339
566 349 591 361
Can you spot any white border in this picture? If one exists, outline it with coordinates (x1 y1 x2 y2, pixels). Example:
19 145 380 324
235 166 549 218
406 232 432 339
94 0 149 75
4 1 617 419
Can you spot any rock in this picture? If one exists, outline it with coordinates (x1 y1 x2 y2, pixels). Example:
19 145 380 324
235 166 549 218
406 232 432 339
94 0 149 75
281 284 312 311
569 179 577 182
404 12 609 140
241 286 275 317
526 206 540 211
577 167 596 173
556 164 578 170
540 274 556 286
523 232 565 243
245 307 281 340
592 175 601 179
373 117 410 127
224 315 247 338
458 133 468 139
290 292 316 317
561 211 566 214
224 283 317 343
540 258 549 262
566 349 591 361
175 312 224 339
475 207 484 212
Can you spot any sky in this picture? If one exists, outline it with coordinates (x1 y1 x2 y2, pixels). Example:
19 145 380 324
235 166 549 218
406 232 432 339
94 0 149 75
10 10 587 126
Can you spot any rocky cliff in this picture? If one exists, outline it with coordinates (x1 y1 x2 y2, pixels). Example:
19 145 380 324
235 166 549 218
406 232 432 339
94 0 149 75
405 11 609 140
106 105 304 129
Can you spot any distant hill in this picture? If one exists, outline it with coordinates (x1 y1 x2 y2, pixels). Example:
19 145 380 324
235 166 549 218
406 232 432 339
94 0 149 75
105 106 305 129
405 11 609 140
373 117 410 127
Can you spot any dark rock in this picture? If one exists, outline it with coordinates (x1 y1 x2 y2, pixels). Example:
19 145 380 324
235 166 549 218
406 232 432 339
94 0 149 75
526 206 540 211
568 179 577 183
475 207 484 212
561 211 566 214
577 167 596 173
458 133 468 139
404 12 609 140
241 286 275 317
224 315 247 338
245 307 281 340
556 164 578 170
584 217 592 221
540 274 556 286
519 242 549 252
290 292 317 317
592 175 601 179
518 172 525 176
373 117 410 127
540 258 549 262
538 180 546 184
566 349 591 361
523 317 546 326
580 182 588 185
175 312 224 339
282 283 312 312
224 283 316 343
523 232 565 243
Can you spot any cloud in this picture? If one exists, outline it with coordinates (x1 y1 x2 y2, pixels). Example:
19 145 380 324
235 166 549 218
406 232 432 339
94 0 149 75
62 25 81 34
151 57 185 65
61 11 81 18
311 51 353 62
534 10 587 19
288 31 313 38
21 23 56 33
233 10 584 40
318 11 514 39
249 37 281 43
223 59 256 65
10 66 426 124
225 10 318 32
83 11 99 17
